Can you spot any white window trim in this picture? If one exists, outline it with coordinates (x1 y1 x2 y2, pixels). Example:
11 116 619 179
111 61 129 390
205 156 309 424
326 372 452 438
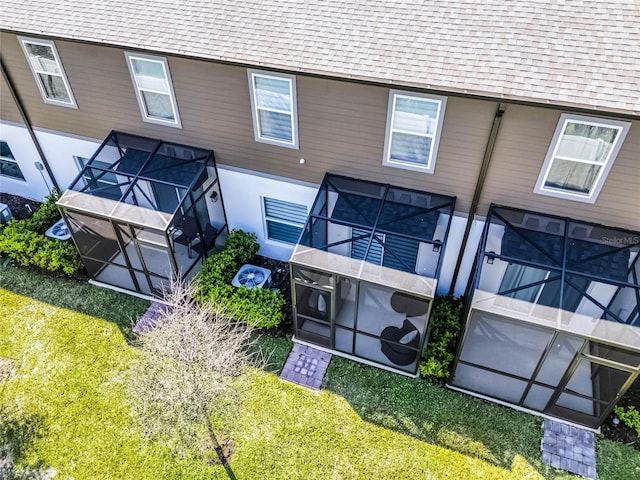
18 37 77 108
124 52 182 128
261 196 307 245
247 70 299 149
382 90 447 174
534 113 631 204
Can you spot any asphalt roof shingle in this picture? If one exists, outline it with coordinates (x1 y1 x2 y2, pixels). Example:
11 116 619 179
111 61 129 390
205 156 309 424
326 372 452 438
1 0 638 115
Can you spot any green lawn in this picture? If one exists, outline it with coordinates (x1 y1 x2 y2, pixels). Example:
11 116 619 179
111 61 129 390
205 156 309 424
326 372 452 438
1 267 638 479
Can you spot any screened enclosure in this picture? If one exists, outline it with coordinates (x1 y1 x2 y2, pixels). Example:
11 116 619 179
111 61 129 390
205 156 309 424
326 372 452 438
452 204 640 427
290 174 456 374
57 131 228 296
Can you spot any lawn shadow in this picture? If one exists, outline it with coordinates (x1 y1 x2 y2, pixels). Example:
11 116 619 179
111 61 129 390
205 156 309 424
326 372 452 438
249 333 293 375
0 405 47 474
321 356 550 478
0 266 150 342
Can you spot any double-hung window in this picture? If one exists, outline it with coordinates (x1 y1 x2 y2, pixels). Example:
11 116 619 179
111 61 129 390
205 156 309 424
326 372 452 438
125 52 181 127
383 90 447 173
534 114 630 203
19 37 77 108
263 197 307 244
248 70 298 148
0 141 25 180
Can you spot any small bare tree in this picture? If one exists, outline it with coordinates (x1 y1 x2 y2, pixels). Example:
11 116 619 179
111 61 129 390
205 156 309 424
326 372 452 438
129 279 258 477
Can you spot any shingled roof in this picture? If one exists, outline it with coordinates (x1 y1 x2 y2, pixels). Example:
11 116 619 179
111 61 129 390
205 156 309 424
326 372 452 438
1 0 638 116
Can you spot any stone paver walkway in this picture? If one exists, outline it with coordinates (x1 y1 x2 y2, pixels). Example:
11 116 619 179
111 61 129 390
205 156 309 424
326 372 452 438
541 419 596 479
280 343 331 390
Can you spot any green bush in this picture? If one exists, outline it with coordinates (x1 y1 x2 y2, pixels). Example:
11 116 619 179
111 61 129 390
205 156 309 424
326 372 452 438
0 190 83 276
231 287 286 329
614 405 640 437
198 249 238 286
24 189 65 234
197 229 285 328
223 229 260 265
419 295 463 380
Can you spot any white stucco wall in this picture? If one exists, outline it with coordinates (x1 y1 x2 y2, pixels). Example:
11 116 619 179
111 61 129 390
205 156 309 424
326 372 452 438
0 122 50 200
34 128 102 190
444 215 486 296
1 124 481 292
217 166 318 261
1 123 105 200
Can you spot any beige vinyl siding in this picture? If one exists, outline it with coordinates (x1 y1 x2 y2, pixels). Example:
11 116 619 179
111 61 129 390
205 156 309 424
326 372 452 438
0 32 495 212
3 32 636 229
296 79 495 212
0 69 24 125
480 105 640 229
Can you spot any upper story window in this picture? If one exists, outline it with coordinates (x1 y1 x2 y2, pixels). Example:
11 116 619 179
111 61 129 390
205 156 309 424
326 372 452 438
18 37 77 108
248 70 298 149
534 114 631 203
0 141 25 180
263 197 307 244
383 90 447 174
125 52 181 128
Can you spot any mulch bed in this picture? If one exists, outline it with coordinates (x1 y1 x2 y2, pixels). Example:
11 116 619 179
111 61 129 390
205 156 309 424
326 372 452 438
601 377 640 450
0 193 42 221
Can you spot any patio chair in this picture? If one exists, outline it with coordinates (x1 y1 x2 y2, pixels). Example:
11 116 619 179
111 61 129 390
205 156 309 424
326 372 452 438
380 318 420 366
172 215 199 251
390 291 429 317
188 223 218 258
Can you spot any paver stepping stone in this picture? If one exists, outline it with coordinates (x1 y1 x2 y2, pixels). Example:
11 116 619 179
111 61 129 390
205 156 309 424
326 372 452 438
280 343 331 390
542 419 596 479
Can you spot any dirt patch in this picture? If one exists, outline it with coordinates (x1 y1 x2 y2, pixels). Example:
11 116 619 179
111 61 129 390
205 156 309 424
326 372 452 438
201 433 236 465
0 358 16 382
0 193 42 221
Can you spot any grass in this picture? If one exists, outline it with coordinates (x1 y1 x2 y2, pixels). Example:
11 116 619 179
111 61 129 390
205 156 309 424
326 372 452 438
596 439 640 480
0 267 149 340
0 272 219 478
1 266 639 479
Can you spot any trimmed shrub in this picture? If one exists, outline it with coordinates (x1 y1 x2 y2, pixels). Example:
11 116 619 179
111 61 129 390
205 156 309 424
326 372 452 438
0 190 83 276
223 229 260 266
23 189 65 234
198 249 239 286
614 405 640 437
197 229 285 329
420 295 463 380
231 287 286 329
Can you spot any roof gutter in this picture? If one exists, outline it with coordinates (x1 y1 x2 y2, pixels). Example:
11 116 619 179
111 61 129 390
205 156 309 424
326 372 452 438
448 102 506 295
0 55 59 191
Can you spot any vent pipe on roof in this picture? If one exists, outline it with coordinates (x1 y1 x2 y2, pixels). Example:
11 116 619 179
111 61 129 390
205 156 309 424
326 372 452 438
448 102 506 295
0 55 59 191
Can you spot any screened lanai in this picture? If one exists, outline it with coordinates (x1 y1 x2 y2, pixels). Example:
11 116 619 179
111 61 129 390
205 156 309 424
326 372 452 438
57 131 228 296
452 204 640 427
290 174 456 375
